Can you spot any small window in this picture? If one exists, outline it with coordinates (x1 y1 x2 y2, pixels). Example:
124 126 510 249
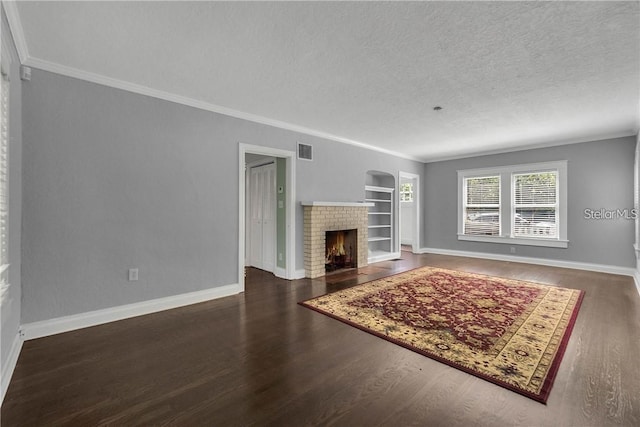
400 183 413 202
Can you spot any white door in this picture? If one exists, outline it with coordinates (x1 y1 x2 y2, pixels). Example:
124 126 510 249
400 178 414 246
399 172 420 253
249 163 276 272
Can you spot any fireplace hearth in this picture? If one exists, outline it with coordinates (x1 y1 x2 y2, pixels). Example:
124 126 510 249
325 229 357 273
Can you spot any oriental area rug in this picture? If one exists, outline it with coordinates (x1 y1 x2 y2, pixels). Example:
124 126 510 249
300 266 585 403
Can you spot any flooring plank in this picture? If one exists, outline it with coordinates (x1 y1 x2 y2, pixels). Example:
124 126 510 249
2 253 639 426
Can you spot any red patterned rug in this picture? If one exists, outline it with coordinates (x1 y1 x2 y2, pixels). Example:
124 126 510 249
300 266 584 403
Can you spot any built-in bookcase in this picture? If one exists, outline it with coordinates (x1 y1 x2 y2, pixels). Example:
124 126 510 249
365 185 395 262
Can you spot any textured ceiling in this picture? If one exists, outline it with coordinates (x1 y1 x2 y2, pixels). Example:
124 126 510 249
8 1 640 161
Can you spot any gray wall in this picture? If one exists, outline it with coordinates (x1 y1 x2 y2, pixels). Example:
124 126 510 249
21 69 424 323
1 8 24 379
424 136 637 268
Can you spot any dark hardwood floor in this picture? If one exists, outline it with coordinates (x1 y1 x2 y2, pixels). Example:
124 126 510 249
2 253 639 426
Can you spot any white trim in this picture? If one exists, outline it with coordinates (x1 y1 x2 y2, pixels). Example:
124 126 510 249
399 171 421 253
1 331 23 404
294 268 306 280
419 247 637 278
633 270 640 297
3 2 635 166
274 266 287 280
2 1 28 64
239 143 297 290
20 283 241 341
18 55 421 163
423 131 637 163
301 201 374 207
457 234 569 248
1 33 14 74
457 161 568 179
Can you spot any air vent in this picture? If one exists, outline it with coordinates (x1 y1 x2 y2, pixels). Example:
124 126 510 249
297 142 313 161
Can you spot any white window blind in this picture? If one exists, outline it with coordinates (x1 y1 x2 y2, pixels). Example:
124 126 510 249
0 64 9 296
512 171 558 238
463 176 500 236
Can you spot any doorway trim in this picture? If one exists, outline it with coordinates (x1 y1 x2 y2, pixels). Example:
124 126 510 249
239 143 296 291
399 171 420 253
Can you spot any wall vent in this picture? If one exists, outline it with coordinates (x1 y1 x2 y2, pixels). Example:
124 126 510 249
297 142 313 161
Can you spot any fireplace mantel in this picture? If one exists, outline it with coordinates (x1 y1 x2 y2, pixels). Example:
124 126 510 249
301 201 374 207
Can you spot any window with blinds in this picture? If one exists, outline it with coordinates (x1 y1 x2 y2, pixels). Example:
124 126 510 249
458 161 568 248
0 62 9 297
512 171 558 238
463 176 500 236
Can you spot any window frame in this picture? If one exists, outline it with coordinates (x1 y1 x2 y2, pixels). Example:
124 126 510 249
511 170 559 239
457 161 568 248
462 174 501 236
0 39 10 301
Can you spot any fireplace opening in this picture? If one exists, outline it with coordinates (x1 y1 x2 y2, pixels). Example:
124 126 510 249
325 229 358 273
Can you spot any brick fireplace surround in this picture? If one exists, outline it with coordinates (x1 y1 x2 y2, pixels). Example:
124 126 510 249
302 201 373 279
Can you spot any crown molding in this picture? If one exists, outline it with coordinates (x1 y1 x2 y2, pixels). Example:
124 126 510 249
2 1 28 64
2 1 421 162
423 131 638 163
29 56 421 162
4 5 420 165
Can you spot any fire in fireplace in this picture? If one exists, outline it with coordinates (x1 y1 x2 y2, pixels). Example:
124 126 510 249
325 229 357 273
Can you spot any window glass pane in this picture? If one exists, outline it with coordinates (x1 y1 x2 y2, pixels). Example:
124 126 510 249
465 209 500 235
400 183 413 202
466 176 499 205
513 172 557 238
464 176 500 236
514 172 556 205
514 208 557 237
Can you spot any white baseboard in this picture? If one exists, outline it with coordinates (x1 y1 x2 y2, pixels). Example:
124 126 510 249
1 332 23 404
273 266 287 280
20 283 241 341
633 270 640 297
419 247 638 283
294 269 306 279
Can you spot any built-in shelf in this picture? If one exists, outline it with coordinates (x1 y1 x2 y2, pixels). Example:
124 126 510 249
365 185 395 263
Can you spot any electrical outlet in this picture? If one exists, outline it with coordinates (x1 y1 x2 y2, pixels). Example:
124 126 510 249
510 247 516 254
128 268 139 281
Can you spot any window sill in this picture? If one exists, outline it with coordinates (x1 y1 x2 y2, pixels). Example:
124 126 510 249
457 234 569 248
